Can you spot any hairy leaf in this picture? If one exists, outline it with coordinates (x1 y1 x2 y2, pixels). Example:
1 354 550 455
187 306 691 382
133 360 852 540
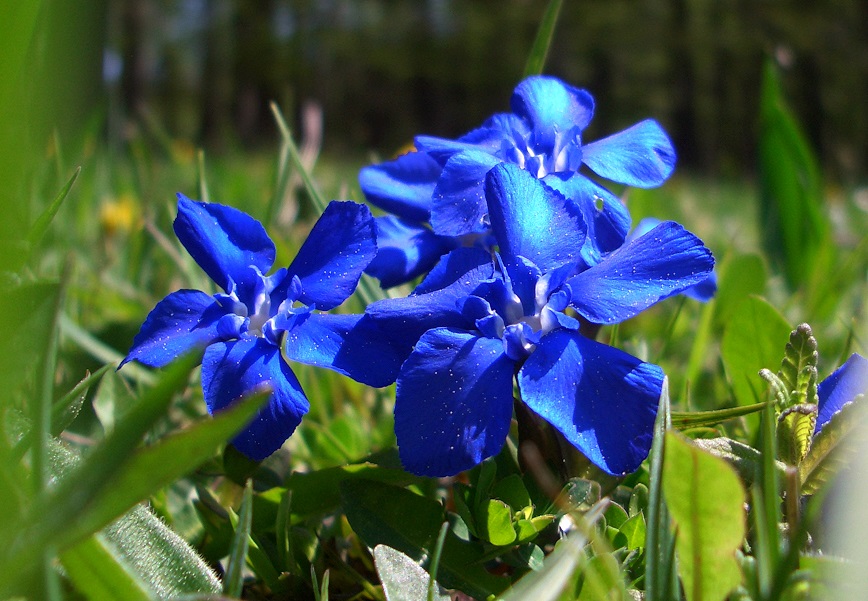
800 397 868 495
373 545 451 601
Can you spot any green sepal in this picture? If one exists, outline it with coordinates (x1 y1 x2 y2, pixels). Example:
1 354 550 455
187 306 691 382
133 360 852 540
800 396 868 495
778 324 819 408
776 404 818 466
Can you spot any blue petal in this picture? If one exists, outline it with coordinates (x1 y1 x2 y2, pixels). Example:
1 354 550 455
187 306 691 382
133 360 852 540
485 163 586 272
567 221 714 324
173 194 275 292
358 152 441 222
415 132 501 165
202 337 309 461
542 173 631 265
581 119 676 188
412 246 495 295
816 353 868 434
395 328 516 476
518 330 663 475
121 290 230 368
430 150 502 237
510 76 595 149
281 312 406 387
364 216 456 288
627 217 717 302
285 201 376 310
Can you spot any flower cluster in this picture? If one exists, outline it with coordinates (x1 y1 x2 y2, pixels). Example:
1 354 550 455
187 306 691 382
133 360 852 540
123 75 716 478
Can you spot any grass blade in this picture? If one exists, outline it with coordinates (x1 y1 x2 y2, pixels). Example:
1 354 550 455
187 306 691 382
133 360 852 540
224 480 254 598
28 167 80 248
523 0 563 77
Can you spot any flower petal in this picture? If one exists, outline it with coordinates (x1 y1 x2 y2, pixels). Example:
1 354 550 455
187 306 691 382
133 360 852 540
173 194 275 292
202 337 309 461
816 353 868 434
518 330 663 475
281 312 407 387
430 150 502 237
415 128 504 165
510 76 595 149
121 290 229 368
364 216 456 289
581 119 676 188
542 173 631 265
485 163 586 272
358 152 442 222
285 201 377 310
412 246 495 295
567 221 714 324
395 328 516 476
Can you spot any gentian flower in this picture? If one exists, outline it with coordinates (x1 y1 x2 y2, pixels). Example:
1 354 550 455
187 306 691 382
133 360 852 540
814 353 868 435
359 75 676 287
366 164 714 477
121 195 401 460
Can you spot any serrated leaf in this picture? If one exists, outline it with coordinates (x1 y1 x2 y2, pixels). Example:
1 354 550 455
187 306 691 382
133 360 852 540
778 323 819 408
663 432 746 601
776 405 818 466
800 397 868 495
340 479 508 598
373 545 451 601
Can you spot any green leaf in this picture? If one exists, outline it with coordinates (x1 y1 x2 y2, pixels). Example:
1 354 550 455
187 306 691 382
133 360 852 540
711 253 768 331
59 388 268 549
672 402 769 430
340 479 508 599
481 499 516 547
617 513 646 551
497 530 588 601
777 323 819 408
93 367 137 435
224 480 253 598
692 437 785 485
757 59 829 288
28 166 80 249
491 474 532 511
0 281 60 395
577 553 626 601
52 364 113 435
59 533 154 601
776 405 818 466
283 462 422 520
800 397 868 495
663 432 746 601
373 545 451 601
645 378 678 601
523 0 563 77
721 295 791 413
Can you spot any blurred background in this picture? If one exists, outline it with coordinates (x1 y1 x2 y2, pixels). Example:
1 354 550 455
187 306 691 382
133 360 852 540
23 0 868 182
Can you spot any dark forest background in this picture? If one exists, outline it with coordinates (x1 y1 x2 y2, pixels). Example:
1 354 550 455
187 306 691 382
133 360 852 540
36 0 868 182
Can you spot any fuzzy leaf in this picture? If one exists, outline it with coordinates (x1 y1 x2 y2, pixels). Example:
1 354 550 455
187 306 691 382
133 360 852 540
59 532 153 601
663 432 746 601
373 545 451 601
800 397 868 495
692 437 785 485
776 404 818 466
778 323 819 408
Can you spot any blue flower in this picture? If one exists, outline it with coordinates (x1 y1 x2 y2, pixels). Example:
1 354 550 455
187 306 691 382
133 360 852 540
121 194 401 460
366 164 714 477
814 353 868 435
359 75 676 287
